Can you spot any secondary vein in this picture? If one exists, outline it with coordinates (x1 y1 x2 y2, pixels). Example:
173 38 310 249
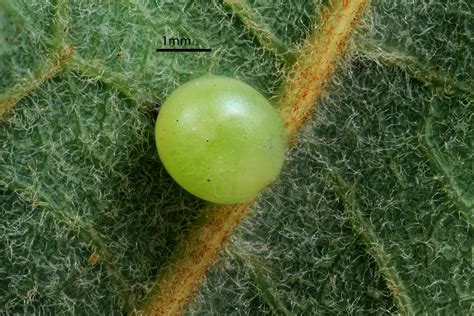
220 0 296 65
422 105 474 226
67 55 143 108
0 44 74 119
330 172 414 315
0 174 130 307
357 40 474 100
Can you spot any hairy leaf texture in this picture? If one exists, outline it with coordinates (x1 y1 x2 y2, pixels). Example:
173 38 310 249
0 0 472 314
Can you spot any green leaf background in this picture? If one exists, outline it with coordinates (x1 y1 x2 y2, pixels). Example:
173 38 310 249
0 0 472 314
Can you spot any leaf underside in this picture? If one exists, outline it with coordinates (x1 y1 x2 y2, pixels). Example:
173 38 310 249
0 0 472 315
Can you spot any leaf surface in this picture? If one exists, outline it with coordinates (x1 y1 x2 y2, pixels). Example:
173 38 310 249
0 0 472 314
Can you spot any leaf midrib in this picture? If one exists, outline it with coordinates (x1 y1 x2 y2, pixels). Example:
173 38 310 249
142 1 369 314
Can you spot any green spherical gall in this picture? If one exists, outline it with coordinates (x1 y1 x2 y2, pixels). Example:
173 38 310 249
155 75 286 204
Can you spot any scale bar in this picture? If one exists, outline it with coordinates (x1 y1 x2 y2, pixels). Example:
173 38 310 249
156 48 212 52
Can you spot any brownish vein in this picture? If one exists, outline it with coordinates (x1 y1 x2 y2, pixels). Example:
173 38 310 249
0 0 72 120
141 203 251 315
141 1 367 315
280 0 366 142
0 44 74 119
